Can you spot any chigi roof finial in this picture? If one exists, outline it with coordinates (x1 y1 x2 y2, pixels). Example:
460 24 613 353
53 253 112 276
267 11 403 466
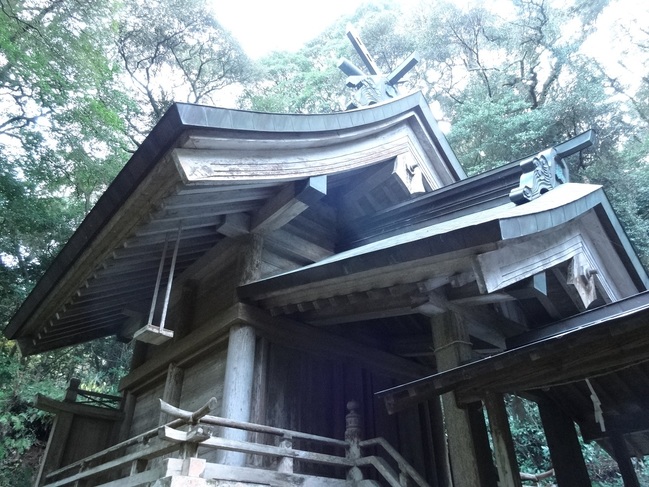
338 26 419 110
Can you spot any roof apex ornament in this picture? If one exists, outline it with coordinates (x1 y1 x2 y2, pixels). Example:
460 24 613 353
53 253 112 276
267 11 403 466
509 130 596 205
338 26 419 110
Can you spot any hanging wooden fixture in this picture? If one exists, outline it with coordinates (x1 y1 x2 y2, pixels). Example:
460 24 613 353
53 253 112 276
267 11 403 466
133 224 183 345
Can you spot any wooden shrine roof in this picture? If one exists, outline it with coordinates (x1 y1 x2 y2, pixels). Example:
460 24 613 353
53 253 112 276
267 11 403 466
4 93 465 354
239 183 648 309
378 291 649 454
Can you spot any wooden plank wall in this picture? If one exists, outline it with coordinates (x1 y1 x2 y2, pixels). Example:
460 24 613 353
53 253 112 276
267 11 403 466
60 416 116 467
258 341 437 480
177 345 227 414
129 381 165 437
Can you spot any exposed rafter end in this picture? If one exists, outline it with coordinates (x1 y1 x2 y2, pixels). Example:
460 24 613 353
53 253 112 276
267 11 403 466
251 176 327 234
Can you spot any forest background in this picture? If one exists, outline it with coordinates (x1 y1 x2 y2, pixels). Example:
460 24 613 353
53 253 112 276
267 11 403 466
1 0 648 485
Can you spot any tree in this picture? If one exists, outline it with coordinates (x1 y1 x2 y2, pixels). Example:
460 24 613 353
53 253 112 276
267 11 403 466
114 0 252 137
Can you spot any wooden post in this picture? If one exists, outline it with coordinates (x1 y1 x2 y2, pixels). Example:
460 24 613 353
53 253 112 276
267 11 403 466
610 433 641 487
431 312 482 487
427 397 453 487
537 399 591 486
117 391 136 443
35 412 74 486
467 402 499 487
159 363 184 425
249 336 269 467
217 234 262 466
345 400 363 482
216 323 256 466
277 435 294 473
484 393 522 487
64 378 80 402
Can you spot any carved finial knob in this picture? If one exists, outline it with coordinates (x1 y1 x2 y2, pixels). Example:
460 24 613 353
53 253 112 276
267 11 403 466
345 400 362 443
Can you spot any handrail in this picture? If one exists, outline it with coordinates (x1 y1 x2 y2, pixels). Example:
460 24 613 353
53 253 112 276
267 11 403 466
44 397 430 487
64 378 121 409
44 398 217 482
160 398 347 448
360 437 430 487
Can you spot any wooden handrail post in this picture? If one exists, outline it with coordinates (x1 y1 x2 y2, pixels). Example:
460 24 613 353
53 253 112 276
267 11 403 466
399 463 410 487
277 434 294 473
65 378 81 403
345 400 363 482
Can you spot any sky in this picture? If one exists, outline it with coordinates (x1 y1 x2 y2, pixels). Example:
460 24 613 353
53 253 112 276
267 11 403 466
211 0 413 59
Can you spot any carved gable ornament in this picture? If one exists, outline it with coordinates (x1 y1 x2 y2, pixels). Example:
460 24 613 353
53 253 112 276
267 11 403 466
510 130 596 204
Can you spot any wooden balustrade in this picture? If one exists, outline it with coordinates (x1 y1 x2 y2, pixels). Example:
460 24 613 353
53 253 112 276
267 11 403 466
42 397 431 487
64 378 122 409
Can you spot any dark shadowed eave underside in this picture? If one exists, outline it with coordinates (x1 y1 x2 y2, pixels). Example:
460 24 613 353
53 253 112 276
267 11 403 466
4 92 465 352
376 291 649 455
378 291 649 408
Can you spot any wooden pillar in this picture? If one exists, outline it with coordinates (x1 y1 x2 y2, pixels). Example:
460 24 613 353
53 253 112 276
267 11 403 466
427 397 452 487
35 412 74 486
118 391 137 442
467 402 499 487
610 433 641 487
159 363 184 425
218 233 263 466
537 399 591 486
484 393 522 487
217 323 257 466
431 312 482 487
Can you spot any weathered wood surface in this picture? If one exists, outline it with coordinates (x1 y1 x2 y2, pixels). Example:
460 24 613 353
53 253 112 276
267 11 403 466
177 347 226 417
44 398 218 485
162 426 354 466
218 324 256 466
43 438 178 487
430 312 482 487
240 303 433 381
200 462 349 487
484 393 522 487
172 124 444 185
129 381 165 437
610 433 641 487
537 399 591 486
35 395 123 421
251 176 326 234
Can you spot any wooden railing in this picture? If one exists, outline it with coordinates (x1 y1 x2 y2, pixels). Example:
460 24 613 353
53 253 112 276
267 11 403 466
64 378 122 410
43 398 430 487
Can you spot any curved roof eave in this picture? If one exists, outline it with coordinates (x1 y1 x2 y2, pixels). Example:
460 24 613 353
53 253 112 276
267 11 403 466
5 92 462 343
239 183 649 302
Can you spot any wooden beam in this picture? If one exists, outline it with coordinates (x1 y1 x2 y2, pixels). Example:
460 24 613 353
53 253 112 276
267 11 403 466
506 273 562 320
610 433 641 487
239 303 433 381
581 412 649 442
417 292 508 348
218 324 257 466
251 176 326 234
34 395 123 421
484 393 522 487
476 227 585 294
265 228 332 263
217 213 250 237
537 399 591 487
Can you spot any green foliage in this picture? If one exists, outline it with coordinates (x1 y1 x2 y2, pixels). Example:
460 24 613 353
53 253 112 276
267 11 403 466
1 0 649 484
239 50 345 114
506 395 649 486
